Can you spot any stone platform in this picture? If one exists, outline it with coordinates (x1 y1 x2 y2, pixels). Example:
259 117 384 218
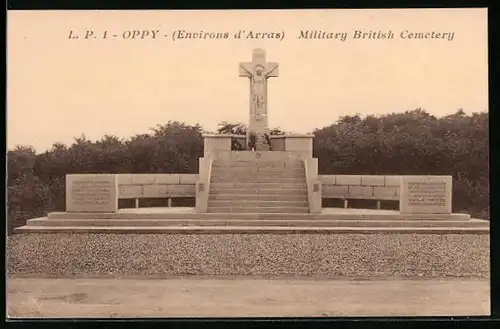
14 207 489 234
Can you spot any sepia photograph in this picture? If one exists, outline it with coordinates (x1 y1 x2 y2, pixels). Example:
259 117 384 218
6 8 489 318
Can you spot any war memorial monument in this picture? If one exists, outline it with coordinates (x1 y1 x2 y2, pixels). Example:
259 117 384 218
15 49 489 234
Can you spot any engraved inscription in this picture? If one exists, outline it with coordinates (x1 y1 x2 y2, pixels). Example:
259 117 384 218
66 174 118 212
71 180 113 206
407 181 447 206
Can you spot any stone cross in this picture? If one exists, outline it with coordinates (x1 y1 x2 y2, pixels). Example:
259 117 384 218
239 48 279 151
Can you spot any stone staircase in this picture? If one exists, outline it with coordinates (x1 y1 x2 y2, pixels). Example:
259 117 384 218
208 158 310 213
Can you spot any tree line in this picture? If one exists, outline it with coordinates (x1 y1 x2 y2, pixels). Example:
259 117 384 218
7 109 489 234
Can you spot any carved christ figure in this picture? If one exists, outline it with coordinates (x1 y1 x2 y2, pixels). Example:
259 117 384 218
239 53 279 122
253 94 264 119
240 63 279 84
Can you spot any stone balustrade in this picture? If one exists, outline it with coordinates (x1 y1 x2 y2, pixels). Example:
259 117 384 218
117 173 198 208
320 175 401 199
320 174 401 209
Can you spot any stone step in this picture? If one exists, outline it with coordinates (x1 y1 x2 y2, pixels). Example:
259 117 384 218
212 171 304 175
211 177 305 183
207 206 310 213
209 194 308 201
211 172 305 178
210 188 308 195
211 182 307 189
207 200 310 207
44 211 480 221
213 163 304 168
24 218 490 228
213 160 303 168
212 167 304 173
15 225 490 235
46 213 317 220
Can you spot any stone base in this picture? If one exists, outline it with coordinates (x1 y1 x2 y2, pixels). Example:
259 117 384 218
14 207 489 234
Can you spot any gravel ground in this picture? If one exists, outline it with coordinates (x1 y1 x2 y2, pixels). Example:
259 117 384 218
7 233 490 278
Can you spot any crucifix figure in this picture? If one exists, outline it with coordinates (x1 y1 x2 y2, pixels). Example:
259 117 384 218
239 48 279 150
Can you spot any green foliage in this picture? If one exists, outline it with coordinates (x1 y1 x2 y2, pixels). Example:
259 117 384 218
217 122 286 136
269 127 286 136
217 121 247 135
231 139 245 151
6 110 490 233
217 122 248 150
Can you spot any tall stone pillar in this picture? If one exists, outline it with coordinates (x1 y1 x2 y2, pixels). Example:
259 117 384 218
239 49 279 150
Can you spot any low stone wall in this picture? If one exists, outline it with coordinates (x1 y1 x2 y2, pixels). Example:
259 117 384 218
7 233 489 278
320 175 401 200
117 174 198 199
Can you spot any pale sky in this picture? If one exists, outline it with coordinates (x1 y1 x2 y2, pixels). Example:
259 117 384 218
7 9 488 153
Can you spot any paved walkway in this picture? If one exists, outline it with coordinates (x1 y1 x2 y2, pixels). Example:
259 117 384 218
7 277 489 317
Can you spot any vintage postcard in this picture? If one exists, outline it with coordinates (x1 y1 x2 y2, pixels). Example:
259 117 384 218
7 9 489 318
